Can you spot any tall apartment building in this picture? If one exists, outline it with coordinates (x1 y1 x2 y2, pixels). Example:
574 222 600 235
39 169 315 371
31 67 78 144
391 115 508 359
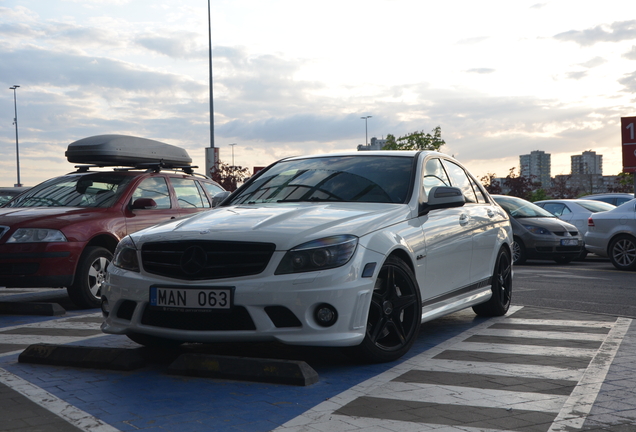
519 150 551 187
571 150 603 175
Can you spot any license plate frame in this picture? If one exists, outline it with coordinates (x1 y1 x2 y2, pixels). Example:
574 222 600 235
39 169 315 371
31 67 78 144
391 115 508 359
149 286 234 311
560 238 579 246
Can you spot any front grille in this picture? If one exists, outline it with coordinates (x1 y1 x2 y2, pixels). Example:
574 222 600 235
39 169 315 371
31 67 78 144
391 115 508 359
553 231 579 237
264 306 302 328
141 240 276 280
141 305 256 331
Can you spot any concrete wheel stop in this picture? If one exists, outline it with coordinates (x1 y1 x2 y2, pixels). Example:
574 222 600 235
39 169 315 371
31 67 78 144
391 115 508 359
167 353 319 386
19 344 146 371
0 301 66 316
18 344 320 386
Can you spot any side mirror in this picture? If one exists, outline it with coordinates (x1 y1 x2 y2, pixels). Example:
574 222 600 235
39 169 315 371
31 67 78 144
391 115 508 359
419 186 465 216
211 191 231 207
131 198 157 210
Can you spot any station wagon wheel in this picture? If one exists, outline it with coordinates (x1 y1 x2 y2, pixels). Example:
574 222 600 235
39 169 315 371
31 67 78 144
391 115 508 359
348 256 421 363
608 235 636 271
473 247 512 316
67 246 113 309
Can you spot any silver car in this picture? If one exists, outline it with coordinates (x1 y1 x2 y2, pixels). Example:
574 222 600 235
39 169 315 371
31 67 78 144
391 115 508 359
534 199 616 259
585 199 636 270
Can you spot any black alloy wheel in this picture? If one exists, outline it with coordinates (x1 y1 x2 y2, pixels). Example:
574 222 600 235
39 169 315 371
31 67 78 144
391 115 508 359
473 247 512 316
348 256 422 363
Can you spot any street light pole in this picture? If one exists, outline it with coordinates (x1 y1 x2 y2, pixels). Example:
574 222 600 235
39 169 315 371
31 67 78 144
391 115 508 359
361 116 372 146
229 143 237 167
9 85 21 187
205 0 217 177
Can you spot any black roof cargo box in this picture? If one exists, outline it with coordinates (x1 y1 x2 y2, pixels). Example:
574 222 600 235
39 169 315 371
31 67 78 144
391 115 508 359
65 135 192 167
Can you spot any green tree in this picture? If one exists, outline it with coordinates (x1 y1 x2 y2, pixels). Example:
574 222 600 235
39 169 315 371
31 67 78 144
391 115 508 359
211 161 251 192
382 126 445 151
503 167 537 200
608 172 635 193
528 188 551 202
480 173 502 194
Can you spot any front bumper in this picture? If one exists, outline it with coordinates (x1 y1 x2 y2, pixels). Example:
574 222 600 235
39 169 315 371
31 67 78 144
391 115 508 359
0 242 83 288
101 247 384 347
521 234 583 260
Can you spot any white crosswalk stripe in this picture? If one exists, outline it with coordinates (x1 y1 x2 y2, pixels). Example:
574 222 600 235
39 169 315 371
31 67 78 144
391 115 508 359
274 306 631 432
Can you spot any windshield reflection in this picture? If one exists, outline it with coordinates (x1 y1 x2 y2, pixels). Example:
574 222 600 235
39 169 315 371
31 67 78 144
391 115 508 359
7 173 133 208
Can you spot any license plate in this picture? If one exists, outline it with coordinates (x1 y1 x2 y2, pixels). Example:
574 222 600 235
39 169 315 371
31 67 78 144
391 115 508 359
561 239 579 246
149 286 233 310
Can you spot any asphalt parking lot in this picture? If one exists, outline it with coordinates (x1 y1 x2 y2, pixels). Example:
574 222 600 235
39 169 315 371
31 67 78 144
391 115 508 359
1 280 636 432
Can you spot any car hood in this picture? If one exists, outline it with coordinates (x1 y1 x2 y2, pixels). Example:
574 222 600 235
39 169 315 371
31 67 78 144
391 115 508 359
513 216 579 234
131 203 411 250
0 206 107 229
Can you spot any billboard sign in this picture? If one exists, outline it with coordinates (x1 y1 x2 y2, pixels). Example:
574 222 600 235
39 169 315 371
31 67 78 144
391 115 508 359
622 116 636 173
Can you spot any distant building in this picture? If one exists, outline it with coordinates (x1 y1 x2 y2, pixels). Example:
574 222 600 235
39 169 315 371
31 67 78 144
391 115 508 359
571 151 602 175
519 150 551 188
357 136 386 151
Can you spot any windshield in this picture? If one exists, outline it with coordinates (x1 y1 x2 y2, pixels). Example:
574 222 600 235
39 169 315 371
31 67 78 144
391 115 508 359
7 172 133 208
495 196 555 218
230 155 415 205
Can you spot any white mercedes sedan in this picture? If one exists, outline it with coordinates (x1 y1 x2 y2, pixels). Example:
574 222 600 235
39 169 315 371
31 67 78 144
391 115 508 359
101 151 513 363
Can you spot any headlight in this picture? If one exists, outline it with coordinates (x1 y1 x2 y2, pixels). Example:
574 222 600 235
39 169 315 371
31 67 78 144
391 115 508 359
275 235 358 275
522 225 551 235
7 228 67 243
112 236 140 272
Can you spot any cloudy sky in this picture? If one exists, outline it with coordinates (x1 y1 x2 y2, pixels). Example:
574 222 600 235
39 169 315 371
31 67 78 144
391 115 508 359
1 0 635 187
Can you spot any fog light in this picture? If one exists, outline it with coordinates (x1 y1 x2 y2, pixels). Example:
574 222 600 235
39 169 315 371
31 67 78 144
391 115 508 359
101 297 110 318
314 303 338 327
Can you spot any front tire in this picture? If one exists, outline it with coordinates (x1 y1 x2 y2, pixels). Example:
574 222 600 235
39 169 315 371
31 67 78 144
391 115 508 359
347 256 422 363
512 237 527 265
67 246 112 309
608 235 636 271
473 247 512 316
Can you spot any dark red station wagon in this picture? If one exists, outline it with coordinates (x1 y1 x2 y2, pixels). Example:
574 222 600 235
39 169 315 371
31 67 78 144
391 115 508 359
0 135 226 308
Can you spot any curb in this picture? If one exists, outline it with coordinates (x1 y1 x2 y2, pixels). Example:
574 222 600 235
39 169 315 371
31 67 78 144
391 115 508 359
18 344 146 371
168 353 319 386
0 301 66 316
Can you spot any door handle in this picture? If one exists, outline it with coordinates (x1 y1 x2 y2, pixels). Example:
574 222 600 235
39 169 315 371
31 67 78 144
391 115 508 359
459 213 470 225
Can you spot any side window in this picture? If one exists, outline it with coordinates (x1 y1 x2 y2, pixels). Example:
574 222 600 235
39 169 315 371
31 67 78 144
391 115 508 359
172 178 210 208
468 175 487 204
440 159 477 203
201 182 224 198
131 177 171 209
543 203 565 216
423 158 451 198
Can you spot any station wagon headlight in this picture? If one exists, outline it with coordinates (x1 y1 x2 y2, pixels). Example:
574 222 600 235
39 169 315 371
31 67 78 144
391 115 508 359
112 236 140 272
7 228 67 243
522 225 551 235
275 235 358 275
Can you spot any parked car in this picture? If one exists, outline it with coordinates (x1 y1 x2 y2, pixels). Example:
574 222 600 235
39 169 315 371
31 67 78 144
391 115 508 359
0 135 227 308
534 199 616 259
585 199 636 270
580 193 634 207
492 195 583 265
0 186 30 206
101 151 514 363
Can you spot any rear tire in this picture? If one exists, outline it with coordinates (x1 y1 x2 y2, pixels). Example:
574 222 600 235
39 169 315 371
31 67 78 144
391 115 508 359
608 235 636 271
347 256 421 363
67 246 112 309
473 247 512 317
